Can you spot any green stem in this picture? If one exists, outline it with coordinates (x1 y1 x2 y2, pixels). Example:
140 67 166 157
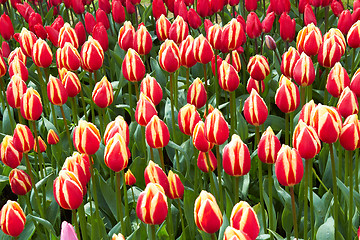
310 160 315 240
31 121 45 178
121 170 130 233
230 91 236 136
151 224 156 240
158 148 165 171
345 150 349 186
301 86 306 108
89 73 95 122
348 150 354 240
36 66 49 116
167 199 174 240
78 202 88 240
206 152 217 199
285 113 289 145
0 77 15 131
256 125 267 233
290 187 298 240
304 159 310 240
204 64 209 115
234 176 239 204
25 193 33 214
71 97 78 125
355 149 359 192
268 164 274 240
329 143 339 240
131 187 139 224
307 85 312 102
169 73 179 169
216 145 224 212
142 126 147 161
177 199 185 235
89 156 101 220
134 82 140 100
324 6 329 32
72 210 80 240
352 48 356 77
289 112 294 145
211 233 217 240
186 68 190 90
150 147 154 161
174 70 178 109
50 104 59 130
80 89 88 121
214 51 219 108
115 172 125 233
99 107 105 136
60 105 73 152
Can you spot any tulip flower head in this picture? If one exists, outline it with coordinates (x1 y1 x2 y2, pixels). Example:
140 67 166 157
73 120 101 155
0 200 26 237
275 76 300 113
247 55 270 81
168 170 184 199
0 135 23 168
293 52 315 86
223 134 251 176
140 74 163 106
169 15 189 45
293 120 321 159
104 116 130 146
134 23 153 55
187 78 207 108
179 35 197 68
156 15 171 42
118 21 135 51
145 115 170 148
125 169 136 185
60 221 79 240
243 89 268 126
122 48 146 82
80 36 104 72
275 145 304 186
230 201 260 240
159 39 180 73
20 87 43 121
19 28 37 57
47 75 68 106
104 133 129 172
218 60 240 92
337 87 359 118
340 114 360 151
92 76 114 108
197 151 217 172
258 126 281 164
296 23 323 56
32 38 53 68
58 23 79 48
6 75 27 109
326 62 350 98
347 20 360 49
223 226 251 240
135 93 158 126
178 104 201 136
9 168 32 195
204 109 229 145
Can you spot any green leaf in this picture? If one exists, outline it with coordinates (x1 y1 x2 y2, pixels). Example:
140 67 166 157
183 189 196 236
27 214 57 234
281 202 292 236
268 230 285 240
316 217 335 240
18 218 36 240
0 175 9 182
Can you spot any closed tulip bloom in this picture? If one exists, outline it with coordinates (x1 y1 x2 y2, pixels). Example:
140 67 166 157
279 13 296 42
145 115 170 148
247 55 270 81
20 87 43 121
338 10 352 35
112 1 125 24
99 0 111 13
104 133 129 172
168 170 184 199
60 221 78 240
169 16 189 45
197 151 217 172
112 233 125 240
337 87 359 118
194 191 223 234
296 23 323 56
246 12 262 39
144 160 170 194
118 21 135 51
317 38 342 68
293 52 315 86
47 75 68 106
178 104 201 136
224 227 251 240
218 60 240 92
275 145 304 186
275 76 300 113
0 136 23 168
19 28 37 57
73 120 101 155
59 42 81 71
0 14 14 41
72 0 85 14
135 93 158 126
156 15 171 42
205 109 229 145
222 19 244 51
193 121 214 152
9 169 32 195
45 26 59 47
310 104 342 143
140 75 163 106
0 200 26 237
153 0 167 20
230 201 260 240
104 116 129 146
34 136 47 153
207 24 223 51
96 9 110 30
9 56 28 82
8 48 27 65
293 120 321 159
187 78 207 108
262 12 275 33
340 114 360 151
125 169 136 185
122 48 146 82
6 75 27 109
62 71 81 97
187 8 202 29
92 76 113 108
245 0 257 11
225 51 241 72
246 77 265 94
134 23 153 55
258 126 281 164
304 4 317 25
81 36 104 72
126 0 136 14
159 39 180 73
58 23 78 49
280 47 300 79
47 129 59 145
326 62 350 98
179 35 197 68
32 39 53 68
223 134 251 176
351 69 360 97
12 124 34 153
299 100 317 125
136 182 168 225
243 89 268 126
347 21 360 48
196 0 210 18
53 170 83 210
323 28 346 55
62 152 91 188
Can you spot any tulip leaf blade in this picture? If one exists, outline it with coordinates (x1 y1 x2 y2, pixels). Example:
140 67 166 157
316 217 335 240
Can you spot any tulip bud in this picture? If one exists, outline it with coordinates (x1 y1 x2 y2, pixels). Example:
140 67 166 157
230 202 260 239
140 74 163 106
323 28 346 55
72 0 85 14
62 152 91 189
187 8 202 29
159 39 181 73
326 62 350 98
222 134 251 177
304 4 316 25
293 52 315 86
8 48 27 65
243 89 268 126
265 35 277 50
279 13 296 42
81 36 104 72
122 48 146 82
247 55 270 81
135 93 158 126
207 24 223 51
222 19 245 51
246 12 262 39
293 120 321 159
194 191 223 234
0 200 26 237
47 75 68 106
317 37 342 68
296 23 323 56
47 129 59 145
53 170 83 210
32 38 53 68
136 182 168 225
12 124 34 153
133 24 153 56
0 136 23 168
258 127 281 165
351 69 360 97
6 75 27 109
60 42 81 71
218 60 240 92
196 0 210 17
156 15 171 42
19 28 38 58
193 121 214 152
168 170 184 199
112 233 125 240
225 51 241 72
275 76 300 113
104 116 130 146
340 114 360 151
112 1 126 24
337 87 359 118
75 22 86 47
179 35 197 68
51 16 64 32
224 227 251 240
178 104 201 136
104 133 129 172
0 14 14 41
73 120 101 155
60 221 78 240
20 87 43 121
58 23 79 49
275 145 304 186
144 160 170 192
280 47 300 79
9 169 32 195
145 115 170 148
92 76 113 108
205 109 229 145
347 21 360 48
262 12 275 33
34 136 47 153
299 100 317 125
246 77 265 94
310 104 342 143
9 56 28 82
197 151 217 172
62 70 81 97
338 10 352 35
169 16 189 45
95 9 110 30
125 169 136 185
187 78 207 108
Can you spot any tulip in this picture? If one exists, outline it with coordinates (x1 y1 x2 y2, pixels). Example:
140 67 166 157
0 136 23 168
0 54 5 79
62 152 91 189
187 78 207 108
9 168 32 195
225 51 241 72
159 39 180 73
135 93 158 126
75 22 86 47
28 13 43 35
153 0 167 20
62 71 81 97
218 60 240 92
348 21 360 49
179 35 197 68
293 52 315 86
275 145 304 186
337 87 359 118
196 0 210 18
47 75 68 106
207 24 223 51
331 0 343 16
323 28 346 55
247 55 270 81
246 12 262 39
222 19 244 51
281 47 300 79
304 4 316 26
34 136 47 153
275 76 300 113
104 133 129 172
317 38 342 68
53 170 83 210
168 170 184 199
126 0 136 14
0 14 14 41
299 100 317 125
246 78 265 94
230 201 260 240
187 8 202 29
293 120 321 159
73 120 101 155
58 23 79 49
339 114 360 151
8 48 27 65
244 89 268 126
85 12 96 34
92 23 109 52
47 129 60 145
279 13 296 42
296 23 323 56
204 19 214 33
224 227 251 240
140 75 163 106
351 69 360 97
257 126 281 164
156 15 171 41
145 115 170 148
338 10 352 35
16 2 35 22
169 16 189 45
262 12 275 33
205 109 229 145
19 28 37 57
6 75 27 109
51 16 64 32
20 88 43 121
92 76 113 108
326 62 350 98
59 43 81 71
193 121 214 152
96 9 110 30
12 124 34 153
125 169 136 185
178 104 201 136
118 21 135 51
197 151 217 172
194 191 223 234
8 56 28 82
0 200 26 237
104 116 130 146
245 0 257 11
112 233 125 240
136 182 168 225
60 221 79 240
134 24 153 55
80 36 104 72
112 1 125 24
